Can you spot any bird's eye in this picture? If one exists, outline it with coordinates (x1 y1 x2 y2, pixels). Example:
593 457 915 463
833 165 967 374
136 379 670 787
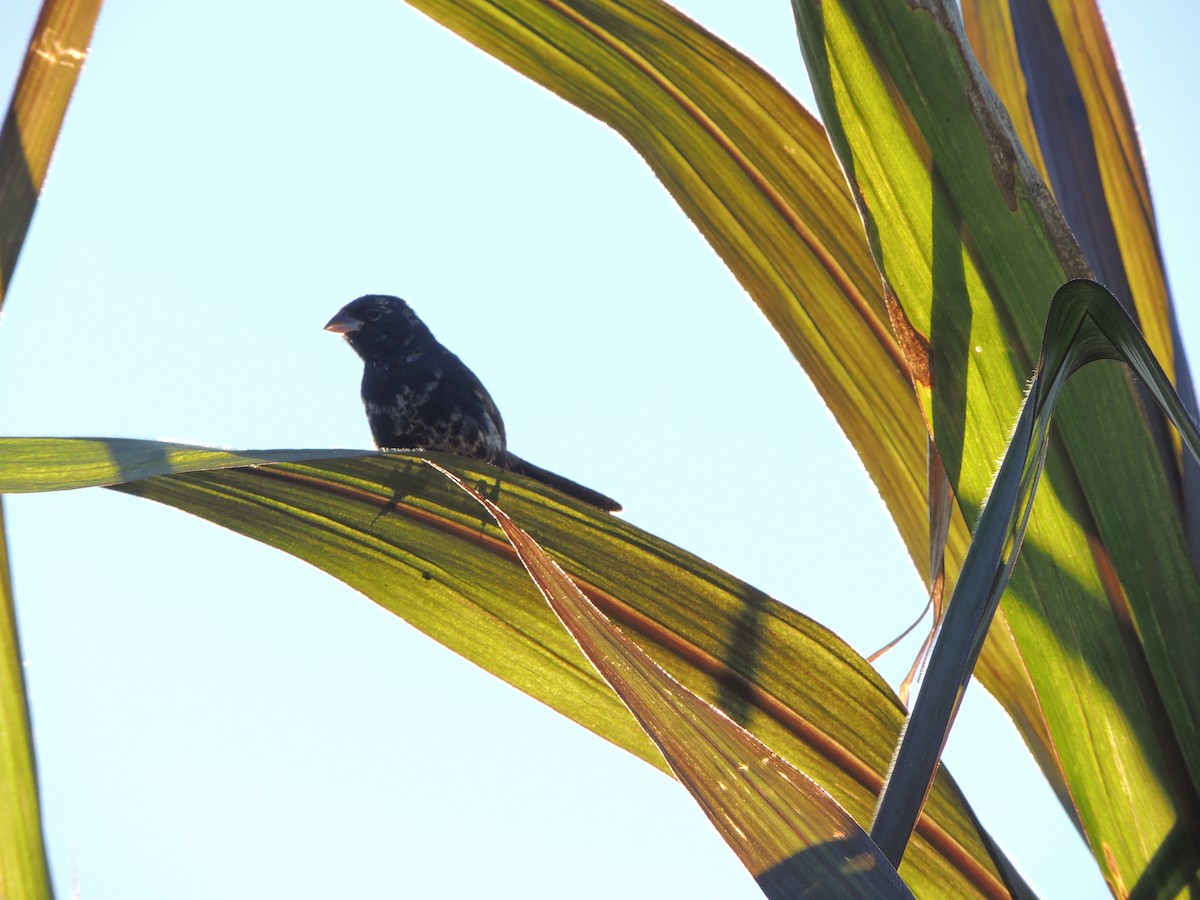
366 308 383 322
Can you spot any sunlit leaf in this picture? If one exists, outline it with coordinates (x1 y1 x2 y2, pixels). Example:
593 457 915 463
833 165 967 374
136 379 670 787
433 463 912 898
0 2 103 897
0 438 1012 897
0 501 49 900
0 0 102 304
962 0 1200 565
402 0 930 590
399 0 1055 861
791 0 1200 885
876 279 1200 865
963 0 1181 383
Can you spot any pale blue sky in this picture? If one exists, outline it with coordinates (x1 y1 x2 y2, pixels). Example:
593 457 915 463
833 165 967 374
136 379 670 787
0 2 1196 898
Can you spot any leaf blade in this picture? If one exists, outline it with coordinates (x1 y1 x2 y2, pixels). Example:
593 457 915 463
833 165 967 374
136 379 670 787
398 0 1055 862
432 462 913 898
0 0 103 303
790 0 1200 885
0 500 51 900
0 437 1011 897
962 0 1200 566
875 279 1200 871
0 2 103 896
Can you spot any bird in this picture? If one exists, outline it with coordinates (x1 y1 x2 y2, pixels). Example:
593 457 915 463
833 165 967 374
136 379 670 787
325 294 620 512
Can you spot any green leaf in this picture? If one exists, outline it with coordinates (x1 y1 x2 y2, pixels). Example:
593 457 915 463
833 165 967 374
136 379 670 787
875 279 1200 868
0 438 367 492
962 0 1200 568
397 0 1057 853
0 438 1012 897
791 0 1200 886
0 2 103 897
402 0 930 585
962 0 1184 388
0 0 103 304
433 463 912 898
0 501 50 900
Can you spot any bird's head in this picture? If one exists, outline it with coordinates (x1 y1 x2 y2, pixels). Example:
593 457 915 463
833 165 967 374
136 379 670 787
324 295 430 361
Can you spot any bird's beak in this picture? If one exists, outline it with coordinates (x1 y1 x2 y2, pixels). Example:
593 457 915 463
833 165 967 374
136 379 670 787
324 311 362 334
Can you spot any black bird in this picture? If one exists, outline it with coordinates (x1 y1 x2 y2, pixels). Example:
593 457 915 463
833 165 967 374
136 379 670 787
325 294 620 512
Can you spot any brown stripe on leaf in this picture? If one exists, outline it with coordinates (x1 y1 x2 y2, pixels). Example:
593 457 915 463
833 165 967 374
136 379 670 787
885 281 932 390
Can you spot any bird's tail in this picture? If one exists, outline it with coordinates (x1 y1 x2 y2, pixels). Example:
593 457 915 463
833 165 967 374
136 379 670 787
505 454 621 512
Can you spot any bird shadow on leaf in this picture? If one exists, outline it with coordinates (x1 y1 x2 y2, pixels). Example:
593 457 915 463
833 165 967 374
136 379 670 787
368 451 502 535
